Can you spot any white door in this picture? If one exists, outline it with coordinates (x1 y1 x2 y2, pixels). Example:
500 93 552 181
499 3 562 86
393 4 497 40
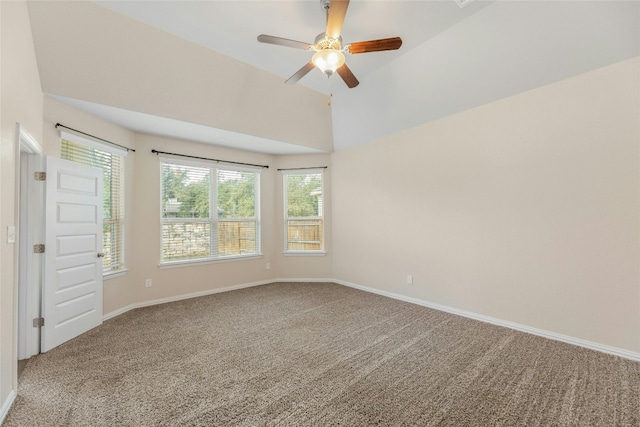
42 157 103 352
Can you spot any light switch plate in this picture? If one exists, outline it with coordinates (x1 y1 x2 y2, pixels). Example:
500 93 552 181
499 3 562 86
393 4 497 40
7 226 16 244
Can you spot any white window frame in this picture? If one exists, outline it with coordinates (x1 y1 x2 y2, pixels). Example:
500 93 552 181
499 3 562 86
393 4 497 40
159 157 261 266
282 169 325 255
59 131 126 276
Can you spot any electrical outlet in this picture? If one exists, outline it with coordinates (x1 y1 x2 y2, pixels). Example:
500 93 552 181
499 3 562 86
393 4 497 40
266 262 271 270
145 279 152 288
407 275 413 285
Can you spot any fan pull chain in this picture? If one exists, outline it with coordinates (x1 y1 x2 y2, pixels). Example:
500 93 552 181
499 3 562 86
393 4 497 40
327 76 333 106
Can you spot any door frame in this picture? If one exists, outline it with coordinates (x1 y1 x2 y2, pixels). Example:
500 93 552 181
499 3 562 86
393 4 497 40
16 123 43 360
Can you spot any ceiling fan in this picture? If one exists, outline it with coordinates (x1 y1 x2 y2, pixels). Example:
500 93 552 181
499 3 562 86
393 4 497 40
257 0 402 88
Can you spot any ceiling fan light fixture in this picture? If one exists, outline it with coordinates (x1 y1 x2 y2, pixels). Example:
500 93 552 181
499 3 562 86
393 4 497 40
257 0 401 88
312 49 345 76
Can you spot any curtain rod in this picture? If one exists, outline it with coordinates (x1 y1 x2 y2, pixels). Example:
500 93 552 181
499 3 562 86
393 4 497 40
277 166 328 171
55 123 135 152
151 149 269 169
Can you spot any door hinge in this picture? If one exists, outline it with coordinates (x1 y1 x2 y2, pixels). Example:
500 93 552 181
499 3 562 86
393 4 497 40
34 171 46 181
33 244 45 253
33 317 44 327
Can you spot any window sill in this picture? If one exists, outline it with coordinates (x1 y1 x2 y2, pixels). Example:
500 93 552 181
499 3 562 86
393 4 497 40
104 269 129 281
159 254 263 269
283 251 327 257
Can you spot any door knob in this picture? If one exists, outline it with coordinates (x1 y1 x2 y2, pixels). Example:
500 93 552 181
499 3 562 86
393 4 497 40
97 252 105 258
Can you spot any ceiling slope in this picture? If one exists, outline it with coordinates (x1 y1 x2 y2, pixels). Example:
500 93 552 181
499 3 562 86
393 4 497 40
330 1 640 150
27 1 333 153
27 1 640 153
94 0 494 94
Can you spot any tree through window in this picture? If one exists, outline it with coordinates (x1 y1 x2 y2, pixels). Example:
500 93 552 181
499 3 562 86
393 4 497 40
283 171 324 252
160 158 261 263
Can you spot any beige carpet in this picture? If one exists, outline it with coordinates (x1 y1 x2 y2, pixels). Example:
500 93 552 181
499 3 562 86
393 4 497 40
5 282 639 426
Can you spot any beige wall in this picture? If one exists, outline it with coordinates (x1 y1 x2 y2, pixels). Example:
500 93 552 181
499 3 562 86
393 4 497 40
129 134 278 305
126 136 333 307
0 0 43 412
27 1 334 153
332 57 640 353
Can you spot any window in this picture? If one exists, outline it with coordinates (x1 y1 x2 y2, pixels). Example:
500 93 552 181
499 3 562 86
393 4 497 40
60 136 125 274
160 158 261 264
283 171 324 253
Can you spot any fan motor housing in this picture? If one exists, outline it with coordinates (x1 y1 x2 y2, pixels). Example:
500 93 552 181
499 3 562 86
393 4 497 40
314 33 342 50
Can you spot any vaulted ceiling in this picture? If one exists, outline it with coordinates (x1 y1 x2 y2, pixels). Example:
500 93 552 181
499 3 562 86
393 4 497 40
27 1 640 154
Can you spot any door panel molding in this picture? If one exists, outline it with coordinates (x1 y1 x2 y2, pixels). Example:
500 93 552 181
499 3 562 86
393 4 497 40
42 157 103 353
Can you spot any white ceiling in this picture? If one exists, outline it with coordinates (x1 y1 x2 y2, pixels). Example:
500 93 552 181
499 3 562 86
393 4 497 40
31 1 640 154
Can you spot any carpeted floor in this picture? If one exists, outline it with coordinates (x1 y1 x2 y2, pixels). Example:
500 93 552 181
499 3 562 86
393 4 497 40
5 282 640 426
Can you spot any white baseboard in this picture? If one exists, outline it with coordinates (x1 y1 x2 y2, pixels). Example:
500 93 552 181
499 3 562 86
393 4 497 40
274 278 335 283
103 278 336 321
0 390 16 425
334 279 640 362
102 277 640 363
103 279 274 321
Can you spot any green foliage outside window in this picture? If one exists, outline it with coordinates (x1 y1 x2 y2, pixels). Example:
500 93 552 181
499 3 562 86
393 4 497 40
161 166 256 219
286 174 322 217
284 172 324 252
218 171 256 218
160 161 260 262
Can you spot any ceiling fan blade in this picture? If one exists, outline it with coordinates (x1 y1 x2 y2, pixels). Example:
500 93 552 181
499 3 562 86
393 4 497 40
337 63 359 88
257 34 313 50
326 0 349 39
285 62 316 85
346 37 403 54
